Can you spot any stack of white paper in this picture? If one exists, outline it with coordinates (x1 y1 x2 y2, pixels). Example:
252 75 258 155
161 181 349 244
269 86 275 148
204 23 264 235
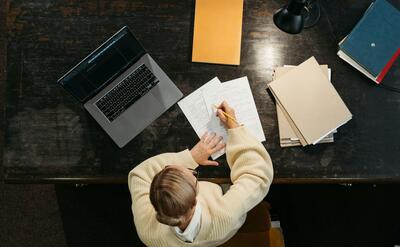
178 76 265 159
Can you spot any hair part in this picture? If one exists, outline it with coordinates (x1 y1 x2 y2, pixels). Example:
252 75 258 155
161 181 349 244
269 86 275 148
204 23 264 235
150 166 197 226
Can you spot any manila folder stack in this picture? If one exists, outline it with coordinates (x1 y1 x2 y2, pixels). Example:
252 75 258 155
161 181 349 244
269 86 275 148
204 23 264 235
268 57 352 145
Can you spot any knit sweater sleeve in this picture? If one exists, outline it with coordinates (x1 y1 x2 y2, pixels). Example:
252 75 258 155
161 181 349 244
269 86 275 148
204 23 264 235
222 125 273 219
127 150 199 243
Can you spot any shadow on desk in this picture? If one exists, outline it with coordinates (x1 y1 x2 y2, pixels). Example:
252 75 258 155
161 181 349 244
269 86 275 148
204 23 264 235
55 185 145 247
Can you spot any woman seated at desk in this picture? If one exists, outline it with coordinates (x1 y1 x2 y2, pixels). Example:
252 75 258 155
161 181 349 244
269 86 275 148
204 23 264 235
128 102 274 247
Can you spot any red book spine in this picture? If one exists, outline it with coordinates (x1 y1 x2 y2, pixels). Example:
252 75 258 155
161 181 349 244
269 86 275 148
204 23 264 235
377 47 400 83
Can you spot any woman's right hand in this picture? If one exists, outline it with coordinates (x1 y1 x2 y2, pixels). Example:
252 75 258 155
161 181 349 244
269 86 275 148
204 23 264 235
216 101 239 129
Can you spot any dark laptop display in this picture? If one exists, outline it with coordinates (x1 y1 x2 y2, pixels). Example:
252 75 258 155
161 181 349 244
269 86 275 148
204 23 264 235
58 27 146 102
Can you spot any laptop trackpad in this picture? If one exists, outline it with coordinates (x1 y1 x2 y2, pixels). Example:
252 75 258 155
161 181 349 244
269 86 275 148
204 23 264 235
121 93 163 130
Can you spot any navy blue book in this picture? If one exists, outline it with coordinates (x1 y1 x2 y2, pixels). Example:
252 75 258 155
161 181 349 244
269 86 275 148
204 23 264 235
339 0 400 84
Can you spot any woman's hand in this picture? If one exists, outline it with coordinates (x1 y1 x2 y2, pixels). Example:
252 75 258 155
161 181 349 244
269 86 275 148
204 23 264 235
190 132 225 166
216 101 239 129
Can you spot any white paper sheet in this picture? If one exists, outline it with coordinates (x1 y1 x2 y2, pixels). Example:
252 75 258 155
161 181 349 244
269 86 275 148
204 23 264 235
219 77 266 143
178 77 222 138
202 76 266 158
179 76 265 160
201 84 227 159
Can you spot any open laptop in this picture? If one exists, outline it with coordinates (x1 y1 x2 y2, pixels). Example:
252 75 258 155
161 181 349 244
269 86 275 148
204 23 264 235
57 26 183 147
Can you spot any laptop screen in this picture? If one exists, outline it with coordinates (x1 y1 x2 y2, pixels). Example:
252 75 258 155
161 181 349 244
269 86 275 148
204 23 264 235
58 27 146 103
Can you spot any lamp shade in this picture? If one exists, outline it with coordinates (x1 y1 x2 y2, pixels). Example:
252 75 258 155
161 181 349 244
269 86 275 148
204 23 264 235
273 0 307 34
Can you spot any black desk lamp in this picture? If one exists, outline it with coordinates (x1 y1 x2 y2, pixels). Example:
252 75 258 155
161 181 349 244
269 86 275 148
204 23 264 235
273 0 321 34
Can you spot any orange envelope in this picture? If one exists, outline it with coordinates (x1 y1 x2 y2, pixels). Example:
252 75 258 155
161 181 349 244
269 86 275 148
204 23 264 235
192 0 244 65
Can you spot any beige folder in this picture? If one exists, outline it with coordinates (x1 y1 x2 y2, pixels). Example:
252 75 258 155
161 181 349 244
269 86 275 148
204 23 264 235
269 57 352 145
274 66 335 147
192 0 244 65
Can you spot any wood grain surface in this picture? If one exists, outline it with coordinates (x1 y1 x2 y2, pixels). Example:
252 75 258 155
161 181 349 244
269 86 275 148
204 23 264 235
2 0 400 183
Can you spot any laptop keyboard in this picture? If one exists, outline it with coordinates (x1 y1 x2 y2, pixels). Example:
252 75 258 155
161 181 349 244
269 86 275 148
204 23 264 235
96 64 159 122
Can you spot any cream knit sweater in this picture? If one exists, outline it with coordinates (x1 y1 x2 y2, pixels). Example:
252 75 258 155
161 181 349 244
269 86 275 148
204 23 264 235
128 126 274 247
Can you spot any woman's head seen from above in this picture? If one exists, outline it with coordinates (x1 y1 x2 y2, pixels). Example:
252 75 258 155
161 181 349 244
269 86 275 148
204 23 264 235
149 165 198 226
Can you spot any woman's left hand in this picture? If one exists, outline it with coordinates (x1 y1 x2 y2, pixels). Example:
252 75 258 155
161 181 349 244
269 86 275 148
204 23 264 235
190 132 225 166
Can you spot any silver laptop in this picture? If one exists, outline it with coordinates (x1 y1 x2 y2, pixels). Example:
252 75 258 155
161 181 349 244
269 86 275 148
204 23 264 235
57 26 183 147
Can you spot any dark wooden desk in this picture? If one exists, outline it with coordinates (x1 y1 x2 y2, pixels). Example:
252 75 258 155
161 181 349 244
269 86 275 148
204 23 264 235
2 0 400 184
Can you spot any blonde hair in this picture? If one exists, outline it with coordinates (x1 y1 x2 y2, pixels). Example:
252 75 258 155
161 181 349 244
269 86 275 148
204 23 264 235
150 166 197 226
